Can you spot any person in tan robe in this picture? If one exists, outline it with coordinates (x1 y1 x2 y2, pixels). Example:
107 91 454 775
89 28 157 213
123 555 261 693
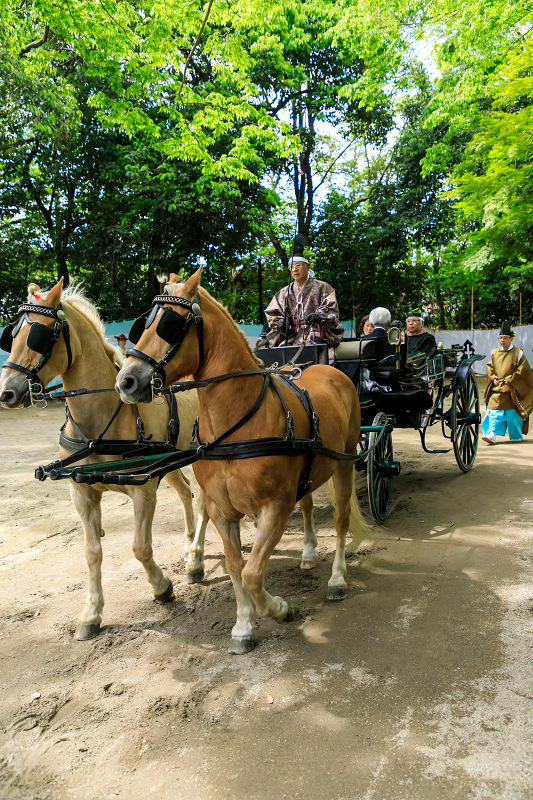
482 321 533 443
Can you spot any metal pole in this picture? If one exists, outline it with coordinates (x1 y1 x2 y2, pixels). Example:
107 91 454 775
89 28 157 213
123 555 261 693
471 285 474 330
257 258 264 324
519 292 522 326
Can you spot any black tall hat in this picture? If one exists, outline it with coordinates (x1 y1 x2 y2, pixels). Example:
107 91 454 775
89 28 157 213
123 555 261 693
499 320 513 336
290 233 308 259
407 306 424 319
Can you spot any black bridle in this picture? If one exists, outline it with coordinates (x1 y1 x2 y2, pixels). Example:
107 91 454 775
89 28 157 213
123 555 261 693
127 293 203 390
1 302 73 405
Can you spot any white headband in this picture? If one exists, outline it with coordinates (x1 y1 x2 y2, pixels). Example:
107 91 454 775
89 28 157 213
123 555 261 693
289 256 309 265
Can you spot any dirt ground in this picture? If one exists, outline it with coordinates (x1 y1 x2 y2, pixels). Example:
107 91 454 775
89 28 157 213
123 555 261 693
0 382 532 800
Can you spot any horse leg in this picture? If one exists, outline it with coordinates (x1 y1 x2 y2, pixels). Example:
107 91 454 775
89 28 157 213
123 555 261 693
299 492 318 569
185 489 209 584
165 470 207 583
242 505 295 624
131 486 174 602
326 463 355 600
69 483 105 640
205 499 255 654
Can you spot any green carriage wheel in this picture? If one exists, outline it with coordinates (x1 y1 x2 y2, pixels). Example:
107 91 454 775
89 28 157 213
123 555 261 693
450 370 480 473
366 412 398 524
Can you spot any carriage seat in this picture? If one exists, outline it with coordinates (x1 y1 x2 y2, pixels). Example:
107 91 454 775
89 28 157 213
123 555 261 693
367 352 433 394
334 339 375 362
334 338 375 383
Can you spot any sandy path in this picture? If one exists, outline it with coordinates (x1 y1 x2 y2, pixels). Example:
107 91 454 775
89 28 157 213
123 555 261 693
0 392 531 800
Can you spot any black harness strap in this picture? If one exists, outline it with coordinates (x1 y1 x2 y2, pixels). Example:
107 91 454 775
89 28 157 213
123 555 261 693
192 372 272 451
41 419 392 487
37 390 181 482
270 373 320 499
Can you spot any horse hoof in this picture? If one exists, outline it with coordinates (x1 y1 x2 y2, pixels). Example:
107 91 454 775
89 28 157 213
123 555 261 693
326 585 347 601
186 569 205 584
283 603 296 622
300 559 318 570
228 637 256 655
75 622 101 641
154 581 175 603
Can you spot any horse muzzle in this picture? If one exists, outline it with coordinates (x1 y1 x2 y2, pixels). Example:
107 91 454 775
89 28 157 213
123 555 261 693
115 361 153 404
0 378 30 408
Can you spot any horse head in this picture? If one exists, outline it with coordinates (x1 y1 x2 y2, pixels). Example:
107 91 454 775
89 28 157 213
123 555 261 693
116 268 203 404
0 278 71 407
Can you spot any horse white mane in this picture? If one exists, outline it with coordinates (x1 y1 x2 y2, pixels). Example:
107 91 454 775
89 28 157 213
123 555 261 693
28 282 122 368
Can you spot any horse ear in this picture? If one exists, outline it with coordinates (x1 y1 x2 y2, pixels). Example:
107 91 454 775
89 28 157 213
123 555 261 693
182 267 202 298
168 272 179 284
43 277 64 308
28 282 41 299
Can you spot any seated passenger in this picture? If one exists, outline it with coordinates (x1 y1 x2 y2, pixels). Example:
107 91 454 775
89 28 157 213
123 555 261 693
264 238 343 364
361 307 395 363
359 306 396 393
358 314 374 336
405 307 437 358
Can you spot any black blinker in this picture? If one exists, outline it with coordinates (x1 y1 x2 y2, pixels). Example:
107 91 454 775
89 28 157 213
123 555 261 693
156 308 187 345
129 317 144 345
0 323 14 353
129 306 161 345
26 322 54 355
145 306 158 328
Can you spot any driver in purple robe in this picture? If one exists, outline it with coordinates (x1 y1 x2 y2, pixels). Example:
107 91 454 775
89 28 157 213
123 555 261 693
264 254 344 364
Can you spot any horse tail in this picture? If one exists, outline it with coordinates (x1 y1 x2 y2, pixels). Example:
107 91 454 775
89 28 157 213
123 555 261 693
326 476 373 544
347 480 373 544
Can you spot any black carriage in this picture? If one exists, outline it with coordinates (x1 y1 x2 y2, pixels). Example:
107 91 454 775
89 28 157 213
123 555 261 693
255 334 484 524
31 320 484 528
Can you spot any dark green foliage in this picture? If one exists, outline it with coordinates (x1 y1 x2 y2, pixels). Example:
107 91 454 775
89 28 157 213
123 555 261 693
313 190 418 323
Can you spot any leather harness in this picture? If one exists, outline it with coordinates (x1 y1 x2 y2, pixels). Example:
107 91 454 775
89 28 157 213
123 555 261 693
42 292 382 495
19 292 390 492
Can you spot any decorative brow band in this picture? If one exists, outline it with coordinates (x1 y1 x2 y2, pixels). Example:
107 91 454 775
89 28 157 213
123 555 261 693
18 304 58 319
152 295 192 310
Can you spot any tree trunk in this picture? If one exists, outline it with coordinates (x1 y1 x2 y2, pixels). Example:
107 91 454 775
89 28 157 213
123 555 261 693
146 225 163 301
228 267 244 315
56 244 70 287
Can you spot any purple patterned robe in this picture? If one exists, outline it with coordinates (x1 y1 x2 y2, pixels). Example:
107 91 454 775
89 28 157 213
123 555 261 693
264 277 344 363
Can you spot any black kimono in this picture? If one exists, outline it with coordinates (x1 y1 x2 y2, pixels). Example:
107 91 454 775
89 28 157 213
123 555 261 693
406 331 437 358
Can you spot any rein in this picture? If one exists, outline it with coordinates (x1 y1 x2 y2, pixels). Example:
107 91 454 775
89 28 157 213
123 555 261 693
37 364 393 492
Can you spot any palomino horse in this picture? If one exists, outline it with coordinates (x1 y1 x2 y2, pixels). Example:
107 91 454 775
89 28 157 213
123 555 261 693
116 269 370 653
0 280 209 640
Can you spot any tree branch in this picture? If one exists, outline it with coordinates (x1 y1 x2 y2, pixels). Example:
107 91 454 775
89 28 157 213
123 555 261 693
177 0 215 101
20 24 49 56
313 138 357 194
265 226 288 267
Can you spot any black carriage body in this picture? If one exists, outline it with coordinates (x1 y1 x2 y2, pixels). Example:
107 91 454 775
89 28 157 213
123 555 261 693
257 343 329 368
255 337 484 524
